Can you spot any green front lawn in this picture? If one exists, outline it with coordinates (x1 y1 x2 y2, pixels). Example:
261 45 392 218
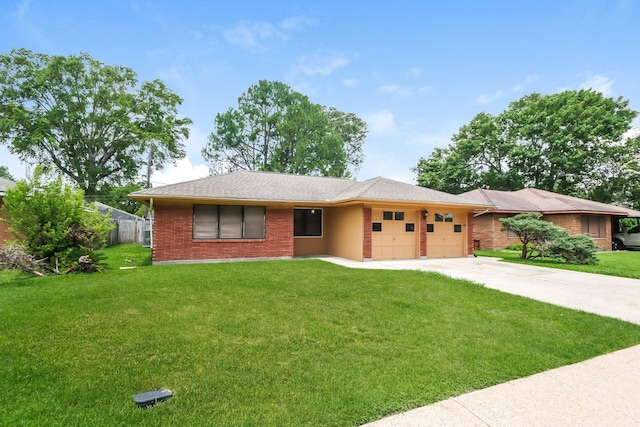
2 245 639 426
475 249 640 279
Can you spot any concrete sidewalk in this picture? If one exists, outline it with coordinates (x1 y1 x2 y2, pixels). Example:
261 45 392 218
318 256 640 426
362 344 640 427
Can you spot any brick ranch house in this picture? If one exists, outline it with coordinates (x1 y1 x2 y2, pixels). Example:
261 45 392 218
129 170 492 264
460 187 640 251
0 177 16 244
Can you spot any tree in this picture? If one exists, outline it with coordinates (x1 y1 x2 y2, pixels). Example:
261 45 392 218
85 182 145 216
0 49 192 195
415 90 638 203
548 233 599 265
499 213 599 264
203 80 367 177
499 213 563 259
1 167 114 273
0 166 15 181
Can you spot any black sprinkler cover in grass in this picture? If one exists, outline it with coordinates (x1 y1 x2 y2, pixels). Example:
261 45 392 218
133 389 173 408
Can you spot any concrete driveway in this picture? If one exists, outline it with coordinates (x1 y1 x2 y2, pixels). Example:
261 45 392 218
322 255 640 325
318 255 640 426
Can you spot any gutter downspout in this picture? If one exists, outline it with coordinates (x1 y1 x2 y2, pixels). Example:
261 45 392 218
149 198 154 250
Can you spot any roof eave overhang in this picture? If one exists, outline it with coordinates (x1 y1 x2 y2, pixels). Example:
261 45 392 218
474 208 630 216
129 193 493 210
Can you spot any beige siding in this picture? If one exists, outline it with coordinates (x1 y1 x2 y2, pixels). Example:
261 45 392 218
325 205 364 261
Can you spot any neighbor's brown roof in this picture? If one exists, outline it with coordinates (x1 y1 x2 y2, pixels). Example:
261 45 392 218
130 170 492 208
461 188 640 216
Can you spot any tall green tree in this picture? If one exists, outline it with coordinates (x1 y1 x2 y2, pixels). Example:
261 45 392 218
203 80 367 177
415 90 638 203
0 166 15 181
0 49 192 195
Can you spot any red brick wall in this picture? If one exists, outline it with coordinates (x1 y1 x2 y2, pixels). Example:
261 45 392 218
474 212 613 251
363 208 372 259
152 205 294 263
467 212 474 255
545 214 611 251
474 214 515 250
0 199 13 245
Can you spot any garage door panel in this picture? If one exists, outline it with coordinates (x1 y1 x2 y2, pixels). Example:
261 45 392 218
426 211 466 258
371 209 418 260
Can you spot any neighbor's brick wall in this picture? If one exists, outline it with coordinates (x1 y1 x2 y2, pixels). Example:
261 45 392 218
0 199 13 244
152 205 294 262
545 213 611 251
544 214 580 235
473 213 520 250
363 208 372 259
474 212 612 251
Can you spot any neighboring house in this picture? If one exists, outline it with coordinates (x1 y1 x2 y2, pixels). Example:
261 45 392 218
129 170 492 264
0 177 16 244
461 188 640 251
94 201 146 246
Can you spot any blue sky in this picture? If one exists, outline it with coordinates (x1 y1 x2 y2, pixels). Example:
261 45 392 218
2 0 640 185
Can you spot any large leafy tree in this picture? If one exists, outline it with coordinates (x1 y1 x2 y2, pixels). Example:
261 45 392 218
0 49 192 195
415 90 638 203
0 166 15 181
203 80 367 177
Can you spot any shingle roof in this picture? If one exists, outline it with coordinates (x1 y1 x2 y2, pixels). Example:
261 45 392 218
0 177 15 195
461 188 640 216
93 201 144 221
130 170 491 207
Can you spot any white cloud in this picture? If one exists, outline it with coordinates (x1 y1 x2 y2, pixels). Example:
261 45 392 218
222 15 314 52
377 85 413 96
279 15 316 31
342 78 359 87
222 21 285 52
296 54 349 76
408 67 423 77
579 74 614 96
376 84 430 97
365 110 396 135
476 89 505 105
151 157 209 187
16 0 31 18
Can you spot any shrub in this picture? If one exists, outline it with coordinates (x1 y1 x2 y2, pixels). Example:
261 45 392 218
0 167 114 273
500 213 564 259
549 233 599 265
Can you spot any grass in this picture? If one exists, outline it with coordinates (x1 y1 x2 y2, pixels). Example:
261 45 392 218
1 245 639 426
475 249 640 279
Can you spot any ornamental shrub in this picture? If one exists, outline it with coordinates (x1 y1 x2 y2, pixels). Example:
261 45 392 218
549 233 599 265
500 213 599 265
0 167 114 273
499 213 564 259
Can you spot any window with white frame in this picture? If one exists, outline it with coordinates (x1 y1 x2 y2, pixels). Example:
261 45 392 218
193 205 265 239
